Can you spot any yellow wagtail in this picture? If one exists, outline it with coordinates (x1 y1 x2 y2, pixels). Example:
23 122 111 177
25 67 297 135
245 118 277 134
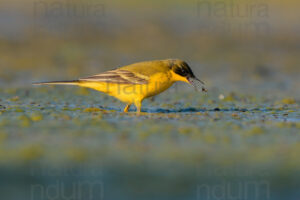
33 59 206 113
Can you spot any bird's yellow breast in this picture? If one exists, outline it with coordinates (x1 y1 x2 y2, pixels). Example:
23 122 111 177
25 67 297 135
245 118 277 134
79 71 174 104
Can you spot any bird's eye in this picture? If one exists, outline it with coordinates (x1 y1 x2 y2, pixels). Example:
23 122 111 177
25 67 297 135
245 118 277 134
174 66 189 77
181 69 187 75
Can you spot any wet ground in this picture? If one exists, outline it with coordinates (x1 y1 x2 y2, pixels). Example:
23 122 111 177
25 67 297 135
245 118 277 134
0 85 299 199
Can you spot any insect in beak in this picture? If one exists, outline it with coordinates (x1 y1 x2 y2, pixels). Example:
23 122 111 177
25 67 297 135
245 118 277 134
187 76 207 92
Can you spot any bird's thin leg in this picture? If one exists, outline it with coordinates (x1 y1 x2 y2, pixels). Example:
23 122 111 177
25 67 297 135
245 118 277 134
123 104 131 113
135 101 142 115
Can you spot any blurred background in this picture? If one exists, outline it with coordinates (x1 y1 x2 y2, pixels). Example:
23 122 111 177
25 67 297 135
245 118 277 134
0 0 299 200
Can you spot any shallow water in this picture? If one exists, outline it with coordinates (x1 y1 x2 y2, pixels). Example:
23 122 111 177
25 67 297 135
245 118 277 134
0 86 299 199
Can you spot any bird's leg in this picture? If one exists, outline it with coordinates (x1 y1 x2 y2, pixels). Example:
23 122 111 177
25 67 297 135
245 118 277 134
135 101 142 115
123 104 131 113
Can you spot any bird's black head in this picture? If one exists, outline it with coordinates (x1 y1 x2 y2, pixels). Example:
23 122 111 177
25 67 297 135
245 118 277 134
169 59 206 91
172 61 196 79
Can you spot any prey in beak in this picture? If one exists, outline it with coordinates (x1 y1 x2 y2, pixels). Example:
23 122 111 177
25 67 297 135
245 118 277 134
187 76 208 92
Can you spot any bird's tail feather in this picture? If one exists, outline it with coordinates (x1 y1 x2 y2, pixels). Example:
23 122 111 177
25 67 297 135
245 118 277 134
32 80 80 86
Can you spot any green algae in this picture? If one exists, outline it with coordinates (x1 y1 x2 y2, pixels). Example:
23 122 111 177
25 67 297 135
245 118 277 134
0 87 298 165
0 86 299 200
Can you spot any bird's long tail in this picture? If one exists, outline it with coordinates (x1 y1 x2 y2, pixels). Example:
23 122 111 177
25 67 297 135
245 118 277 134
32 80 80 86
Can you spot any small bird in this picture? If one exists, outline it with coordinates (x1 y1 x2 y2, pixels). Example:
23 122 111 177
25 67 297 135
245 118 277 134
33 59 207 113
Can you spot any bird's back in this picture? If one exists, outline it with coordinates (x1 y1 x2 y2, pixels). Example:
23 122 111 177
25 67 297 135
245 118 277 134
119 59 180 77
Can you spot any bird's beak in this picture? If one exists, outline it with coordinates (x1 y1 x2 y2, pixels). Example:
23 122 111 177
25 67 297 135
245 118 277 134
187 76 208 92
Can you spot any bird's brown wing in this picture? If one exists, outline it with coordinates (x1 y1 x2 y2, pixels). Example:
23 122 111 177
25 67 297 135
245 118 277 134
79 69 149 84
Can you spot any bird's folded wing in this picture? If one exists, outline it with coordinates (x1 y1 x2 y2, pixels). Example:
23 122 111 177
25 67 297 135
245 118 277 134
79 70 149 84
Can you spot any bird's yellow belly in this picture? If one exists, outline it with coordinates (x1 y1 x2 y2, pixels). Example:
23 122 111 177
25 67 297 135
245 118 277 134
79 73 173 103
